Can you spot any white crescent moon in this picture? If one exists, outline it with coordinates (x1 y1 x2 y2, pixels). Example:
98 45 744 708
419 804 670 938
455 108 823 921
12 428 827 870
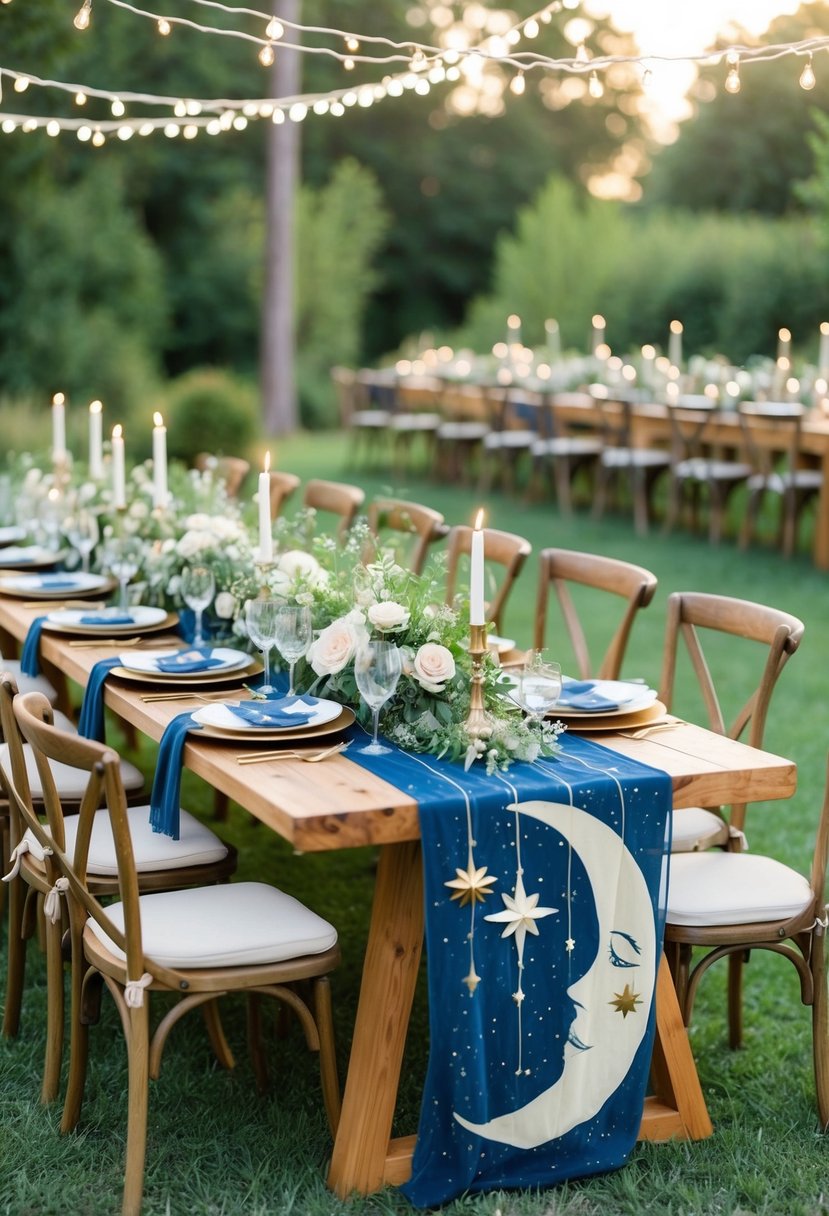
453 798 656 1149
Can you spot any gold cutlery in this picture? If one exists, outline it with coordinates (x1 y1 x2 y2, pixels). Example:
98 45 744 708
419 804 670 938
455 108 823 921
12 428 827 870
619 720 684 740
22 599 108 609
139 690 232 703
68 636 143 648
236 740 351 765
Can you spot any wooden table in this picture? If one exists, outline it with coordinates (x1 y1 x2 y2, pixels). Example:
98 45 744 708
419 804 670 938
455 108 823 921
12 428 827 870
0 598 799 1197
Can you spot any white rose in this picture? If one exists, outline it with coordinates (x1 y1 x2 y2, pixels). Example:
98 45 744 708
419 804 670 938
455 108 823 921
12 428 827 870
412 643 456 694
214 591 237 619
278 549 321 579
307 610 369 677
368 601 410 633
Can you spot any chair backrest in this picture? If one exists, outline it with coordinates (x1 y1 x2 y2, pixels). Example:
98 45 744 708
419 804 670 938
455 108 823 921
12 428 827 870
194 454 251 498
665 398 736 466
658 591 805 752
366 498 448 575
269 470 301 518
302 479 365 541
444 525 531 634
590 386 636 451
738 401 805 482
533 548 658 679
330 366 358 426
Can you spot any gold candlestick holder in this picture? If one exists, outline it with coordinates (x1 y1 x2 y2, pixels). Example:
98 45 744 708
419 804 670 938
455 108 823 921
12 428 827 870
253 558 276 598
465 622 493 741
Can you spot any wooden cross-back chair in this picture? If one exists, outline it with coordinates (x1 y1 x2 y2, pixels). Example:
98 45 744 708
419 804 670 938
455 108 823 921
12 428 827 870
662 398 753 544
527 391 603 514
302 479 365 542
659 592 805 1048
532 548 658 679
268 470 301 519
365 498 448 575
0 674 235 1106
10 689 341 1216
194 454 251 499
738 401 824 558
590 387 671 535
664 752 829 1123
444 525 531 635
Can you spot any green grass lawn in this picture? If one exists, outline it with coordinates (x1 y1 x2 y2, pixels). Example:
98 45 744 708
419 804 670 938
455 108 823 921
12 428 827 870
2 431 829 1216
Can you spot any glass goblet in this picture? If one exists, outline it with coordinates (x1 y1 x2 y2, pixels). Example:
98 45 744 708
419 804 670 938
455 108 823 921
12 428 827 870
104 536 142 610
245 598 279 695
273 604 312 696
181 564 215 648
514 653 562 728
65 508 99 573
354 641 402 756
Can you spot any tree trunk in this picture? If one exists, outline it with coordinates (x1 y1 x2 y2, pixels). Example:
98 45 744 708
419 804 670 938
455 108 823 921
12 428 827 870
261 0 301 435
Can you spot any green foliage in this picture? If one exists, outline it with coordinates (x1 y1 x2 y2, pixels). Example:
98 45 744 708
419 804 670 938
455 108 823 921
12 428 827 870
163 368 260 462
460 175 829 362
295 160 390 427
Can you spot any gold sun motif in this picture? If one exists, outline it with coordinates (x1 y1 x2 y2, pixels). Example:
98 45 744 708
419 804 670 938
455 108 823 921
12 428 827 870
609 983 642 1018
445 863 498 907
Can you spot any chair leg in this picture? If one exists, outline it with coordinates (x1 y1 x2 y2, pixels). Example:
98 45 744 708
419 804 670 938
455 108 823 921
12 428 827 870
61 930 94 1133
247 993 269 1095
41 913 65 1103
727 950 746 1049
122 1000 151 1216
553 458 574 516
631 467 651 536
3 873 27 1038
811 926 829 1129
314 976 341 1136
202 999 236 1071
740 486 763 550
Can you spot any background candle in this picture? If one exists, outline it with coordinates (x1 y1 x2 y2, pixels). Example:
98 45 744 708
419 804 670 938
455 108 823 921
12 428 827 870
469 509 485 626
591 314 606 356
668 320 683 369
819 323 829 377
258 451 273 562
545 318 561 364
152 412 168 509
111 424 126 509
51 392 67 462
777 327 792 362
88 400 103 480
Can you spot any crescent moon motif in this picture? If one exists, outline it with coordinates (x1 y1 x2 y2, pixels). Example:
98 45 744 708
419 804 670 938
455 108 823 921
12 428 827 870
453 798 657 1149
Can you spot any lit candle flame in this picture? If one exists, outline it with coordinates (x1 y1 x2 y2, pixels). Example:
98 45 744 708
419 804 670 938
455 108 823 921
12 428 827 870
113 424 122 439
52 392 65 406
474 508 485 530
89 399 102 414
670 319 683 335
153 411 163 427
264 450 271 473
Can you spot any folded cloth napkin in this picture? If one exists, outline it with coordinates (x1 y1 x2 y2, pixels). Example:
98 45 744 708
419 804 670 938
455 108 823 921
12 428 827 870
150 711 202 839
20 616 46 677
78 657 121 740
557 680 622 713
154 648 225 674
228 695 317 728
79 612 136 626
30 576 78 589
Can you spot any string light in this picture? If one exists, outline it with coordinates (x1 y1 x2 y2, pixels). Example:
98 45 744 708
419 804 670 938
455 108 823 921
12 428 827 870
265 16 283 40
343 57 355 71
588 70 604 98
73 0 92 30
157 17 170 34
800 53 816 90
510 71 526 96
725 51 741 94
258 43 274 66
345 36 359 52
13 76 28 93
75 90 87 104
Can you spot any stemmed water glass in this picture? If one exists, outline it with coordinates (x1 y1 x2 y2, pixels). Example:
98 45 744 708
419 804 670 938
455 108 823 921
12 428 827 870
181 565 215 649
64 508 99 573
513 651 562 728
354 641 402 756
273 604 312 697
245 598 279 695
103 536 142 610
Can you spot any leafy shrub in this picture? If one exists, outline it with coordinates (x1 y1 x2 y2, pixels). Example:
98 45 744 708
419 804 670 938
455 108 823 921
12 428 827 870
163 368 260 463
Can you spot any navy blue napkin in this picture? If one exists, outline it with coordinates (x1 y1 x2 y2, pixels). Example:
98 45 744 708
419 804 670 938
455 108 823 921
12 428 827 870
78 657 121 740
30 576 78 589
20 616 46 677
228 695 317 728
154 648 225 674
558 680 621 712
150 711 202 839
79 612 135 626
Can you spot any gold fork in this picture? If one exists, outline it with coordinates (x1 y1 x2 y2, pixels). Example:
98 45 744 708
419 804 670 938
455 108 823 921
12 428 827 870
68 636 143 648
236 740 350 765
139 690 233 704
619 720 685 740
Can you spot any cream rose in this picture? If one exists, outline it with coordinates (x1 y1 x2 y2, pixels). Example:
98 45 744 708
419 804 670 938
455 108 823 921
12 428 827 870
307 610 369 677
412 643 456 694
367 600 410 633
214 591 237 620
278 549 328 589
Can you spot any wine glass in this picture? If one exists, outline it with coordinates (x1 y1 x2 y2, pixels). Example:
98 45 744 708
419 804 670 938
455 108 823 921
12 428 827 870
103 536 142 610
64 508 99 573
273 604 312 696
181 565 215 649
245 598 279 695
513 652 562 728
354 641 402 756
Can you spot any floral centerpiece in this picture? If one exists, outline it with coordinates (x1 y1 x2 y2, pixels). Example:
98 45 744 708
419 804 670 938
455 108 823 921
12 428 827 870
233 516 563 772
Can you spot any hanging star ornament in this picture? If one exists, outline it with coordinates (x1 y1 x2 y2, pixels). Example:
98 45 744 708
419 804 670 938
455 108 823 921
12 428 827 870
463 965 481 995
445 863 498 907
609 983 642 1018
484 873 557 953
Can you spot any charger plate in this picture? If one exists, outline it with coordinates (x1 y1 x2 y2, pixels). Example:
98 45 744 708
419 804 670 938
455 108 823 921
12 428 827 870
194 705 355 744
558 700 666 734
108 658 263 686
0 546 61 570
194 697 343 734
0 572 115 598
44 607 178 637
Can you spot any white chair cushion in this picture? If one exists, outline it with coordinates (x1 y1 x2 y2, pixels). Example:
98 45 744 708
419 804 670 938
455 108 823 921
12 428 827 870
1 661 58 704
671 807 729 852
0 741 144 800
667 852 813 927
87 882 337 968
22 803 227 874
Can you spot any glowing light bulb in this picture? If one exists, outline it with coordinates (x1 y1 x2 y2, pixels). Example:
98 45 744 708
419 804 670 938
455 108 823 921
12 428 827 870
258 43 275 66
588 70 604 98
288 102 307 122
174 99 187 117
75 90 87 105
73 0 91 30
524 18 539 38
800 56 816 90
266 17 283 39
13 76 29 93
164 123 180 137
510 71 526 96
117 125 133 140
183 124 198 139
345 36 359 51
343 57 355 71
46 120 60 137
77 125 91 141
110 97 125 117
157 17 171 35
91 128 105 146
725 51 741 94
271 109 285 124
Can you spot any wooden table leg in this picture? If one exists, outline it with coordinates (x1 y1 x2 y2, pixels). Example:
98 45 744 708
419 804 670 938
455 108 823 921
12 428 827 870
327 839 424 1198
640 955 713 1141
812 450 829 571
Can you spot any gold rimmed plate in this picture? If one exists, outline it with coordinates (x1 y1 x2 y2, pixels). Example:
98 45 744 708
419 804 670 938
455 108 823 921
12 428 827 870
108 658 263 687
195 705 356 744
0 572 116 599
559 700 667 734
0 546 62 571
43 608 179 637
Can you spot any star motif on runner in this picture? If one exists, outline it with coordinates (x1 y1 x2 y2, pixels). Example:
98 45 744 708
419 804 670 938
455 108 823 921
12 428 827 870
565 937 576 953
609 983 642 1018
463 965 481 995
445 863 498 907
484 872 557 952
